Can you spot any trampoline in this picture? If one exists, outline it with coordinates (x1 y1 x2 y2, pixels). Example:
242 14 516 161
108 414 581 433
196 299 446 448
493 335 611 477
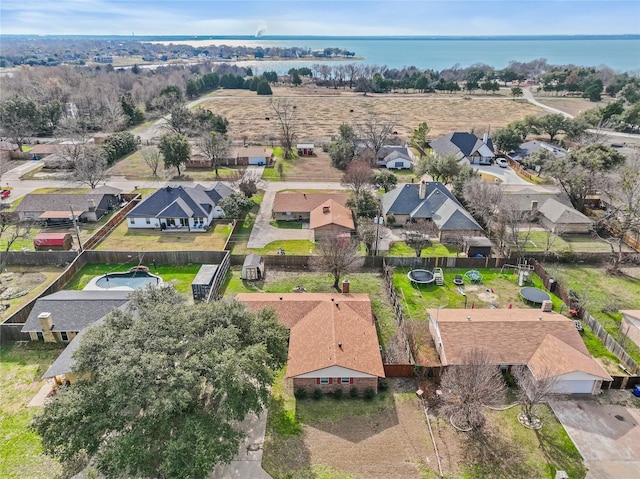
520 287 551 305
407 269 435 284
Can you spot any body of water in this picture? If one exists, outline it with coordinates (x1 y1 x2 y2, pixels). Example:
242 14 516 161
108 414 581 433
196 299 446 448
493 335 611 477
148 35 640 74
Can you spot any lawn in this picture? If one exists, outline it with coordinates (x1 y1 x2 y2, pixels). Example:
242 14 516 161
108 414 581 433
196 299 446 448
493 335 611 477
262 150 343 183
64 263 202 295
263 373 434 479
223 270 397 348
0 343 64 479
271 220 303 229
391 267 564 319
387 241 460 257
521 231 616 254
252 240 316 256
94 221 232 251
226 193 264 254
545 264 640 364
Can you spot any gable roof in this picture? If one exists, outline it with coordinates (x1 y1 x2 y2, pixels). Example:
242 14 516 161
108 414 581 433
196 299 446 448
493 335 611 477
538 198 592 225
233 146 273 158
15 192 119 214
510 140 567 161
126 184 232 219
309 199 355 230
428 308 610 380
22 290 130 333
430 132 494 160
378 145 411 160
272 192 349 214
500 189 572 213
237 293 384 378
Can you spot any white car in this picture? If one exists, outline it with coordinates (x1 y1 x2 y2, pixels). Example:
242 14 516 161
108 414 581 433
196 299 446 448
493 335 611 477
496 158 508 168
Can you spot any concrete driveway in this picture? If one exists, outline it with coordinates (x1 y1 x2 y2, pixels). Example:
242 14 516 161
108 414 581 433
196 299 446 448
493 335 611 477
549 397 640 479
471 163 531 185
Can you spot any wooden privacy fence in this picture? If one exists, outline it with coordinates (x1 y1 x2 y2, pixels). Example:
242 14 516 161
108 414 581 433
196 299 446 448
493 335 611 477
582 312 639 375
383 364 415 377
83 196 141 250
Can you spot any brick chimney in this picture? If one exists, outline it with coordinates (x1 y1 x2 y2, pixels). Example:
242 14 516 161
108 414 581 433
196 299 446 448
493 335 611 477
38 312 56 342
342 279 350 293
419 180 427 200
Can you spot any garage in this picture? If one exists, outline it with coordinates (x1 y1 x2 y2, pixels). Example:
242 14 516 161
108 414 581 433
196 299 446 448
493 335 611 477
552 371 603 394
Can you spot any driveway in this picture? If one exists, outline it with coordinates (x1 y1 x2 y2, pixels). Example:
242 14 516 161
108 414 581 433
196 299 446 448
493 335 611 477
471 163 531 185
549 397 640 479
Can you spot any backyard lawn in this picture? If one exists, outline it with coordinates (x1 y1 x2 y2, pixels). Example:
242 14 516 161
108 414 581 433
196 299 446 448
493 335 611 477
94 221 232 251
64 263 202 295
252 240 316 256
520 231 621 254
223 270 397 348
0 343 64 479
387 241 459 257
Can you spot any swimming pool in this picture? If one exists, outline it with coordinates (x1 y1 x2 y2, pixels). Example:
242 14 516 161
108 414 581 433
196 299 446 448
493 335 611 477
84 270 163 291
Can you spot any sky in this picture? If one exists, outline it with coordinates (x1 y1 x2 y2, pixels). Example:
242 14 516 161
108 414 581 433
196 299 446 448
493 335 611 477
1 0 639 36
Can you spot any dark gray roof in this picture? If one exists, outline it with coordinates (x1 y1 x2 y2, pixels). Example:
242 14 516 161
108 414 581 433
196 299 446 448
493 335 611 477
466 236 493 247
510 141 567 161
91 185 122 195
126 183 233 219
432 201 483 231
378 145 410 160
538 198 592 224
500 189 572 213
430 132 494 160
21 290 130 333
381 182 457 216
15 192 119 214
193 264 219 284
243 253 263 268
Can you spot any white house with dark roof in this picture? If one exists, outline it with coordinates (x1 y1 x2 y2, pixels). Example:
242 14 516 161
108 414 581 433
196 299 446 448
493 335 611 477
509 140 567 164
429 132 495 165
381 181 484 242
376 145 414 169
125 183 233 231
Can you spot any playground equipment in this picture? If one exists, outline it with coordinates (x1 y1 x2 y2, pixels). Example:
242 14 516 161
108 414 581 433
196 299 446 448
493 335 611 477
500 259 535 286
464 270 483 284
407 269 435 285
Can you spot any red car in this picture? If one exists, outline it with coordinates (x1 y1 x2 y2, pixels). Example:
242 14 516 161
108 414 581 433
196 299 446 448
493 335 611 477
0 190 10 199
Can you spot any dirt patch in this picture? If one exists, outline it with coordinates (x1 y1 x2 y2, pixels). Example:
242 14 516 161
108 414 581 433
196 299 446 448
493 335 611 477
279 151 343 182
202 86 544 145
0 267 64 321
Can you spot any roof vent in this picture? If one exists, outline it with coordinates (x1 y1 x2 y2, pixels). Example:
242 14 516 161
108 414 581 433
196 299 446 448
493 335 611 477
335 302 339 307
338 342 343 349
538 315 543 321
279 296 283 300
467 316 471 321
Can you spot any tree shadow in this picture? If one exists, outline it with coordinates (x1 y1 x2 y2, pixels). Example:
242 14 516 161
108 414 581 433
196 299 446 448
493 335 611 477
534 409 587 478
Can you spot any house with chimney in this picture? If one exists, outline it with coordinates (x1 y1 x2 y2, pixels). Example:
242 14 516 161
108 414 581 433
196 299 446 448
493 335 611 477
15 186 122 226
429 132 495 165
381 181 484 242
237 292 385 394
428 308 612 394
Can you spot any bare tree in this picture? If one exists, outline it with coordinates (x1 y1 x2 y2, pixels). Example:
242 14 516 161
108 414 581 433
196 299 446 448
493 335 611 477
463 178 504 232
313 234 364 290
440 348 506 431
403 220 438 257
230 170 261 198
497 204 533 258
356 217 377 256
512 366 557 428
0 213 34 273
141 146 163 177
72 145 108 189
198 131 231 177
341 159 373 195
359 116 396 166
270 99 299 160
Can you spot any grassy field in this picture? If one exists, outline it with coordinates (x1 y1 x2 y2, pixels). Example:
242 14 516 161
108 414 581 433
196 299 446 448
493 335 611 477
392 267 564 318
387 241 460 257
94 221 232 251
521 231 619 254
263 151 344 182
64 263 202 295
223 270 397 348
546 264 640 364
252 240 317 256
0 343 64 479
200 87 544 144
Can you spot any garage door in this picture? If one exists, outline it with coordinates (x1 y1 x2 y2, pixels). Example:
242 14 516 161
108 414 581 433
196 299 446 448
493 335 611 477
554 380 594 394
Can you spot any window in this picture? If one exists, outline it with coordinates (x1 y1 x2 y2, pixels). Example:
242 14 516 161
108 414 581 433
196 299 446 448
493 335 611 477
320 377 329 384
129 218 135 225
36 332 44 341
60 332 69 341
341 377 351 384
285 212 292 216
145 218 151 225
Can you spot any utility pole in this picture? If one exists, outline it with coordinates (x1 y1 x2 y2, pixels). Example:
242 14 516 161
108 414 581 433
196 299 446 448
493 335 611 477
374 211 382 257
69 203 83 254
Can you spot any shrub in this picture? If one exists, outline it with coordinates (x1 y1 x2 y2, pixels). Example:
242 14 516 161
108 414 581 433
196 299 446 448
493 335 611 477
378 380 389 392
386 214 396 225
313 388 323 400
503 372 516 388
364 388 375 401
349 387 359 398
257 80 273 96
294 388 307 400
333 388 343 400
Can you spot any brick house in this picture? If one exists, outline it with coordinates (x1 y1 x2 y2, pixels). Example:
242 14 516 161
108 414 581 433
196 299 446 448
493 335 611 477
237 293 385 394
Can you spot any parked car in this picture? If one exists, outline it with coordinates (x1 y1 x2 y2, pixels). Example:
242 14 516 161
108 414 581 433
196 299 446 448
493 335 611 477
496 158 508 168
0 189 11 199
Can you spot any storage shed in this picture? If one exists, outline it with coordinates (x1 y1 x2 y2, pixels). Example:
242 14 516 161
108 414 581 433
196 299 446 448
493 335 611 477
33 233 73 251
296 143 314 156
241 254 264 281
191 264 219 301
463 236 492 257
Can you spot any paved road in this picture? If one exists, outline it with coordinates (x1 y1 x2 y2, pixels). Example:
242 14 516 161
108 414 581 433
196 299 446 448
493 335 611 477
471 163 531 185
522 87 574 118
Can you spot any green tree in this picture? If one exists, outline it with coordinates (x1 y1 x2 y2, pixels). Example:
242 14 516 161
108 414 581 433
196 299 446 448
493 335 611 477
158 133 190 176
492 127 522 153
219 192 255 219
346 190 379 219
291 70 302 86
410 122 430 155
198 131 231 177
0 95 41 151
256 80 273 95
102 132 139 166
510 86 523 99
373 170 398 192
120 93 144 127
32 287 288 479
537 114 568 142
415 152 461 185
328 124 357 169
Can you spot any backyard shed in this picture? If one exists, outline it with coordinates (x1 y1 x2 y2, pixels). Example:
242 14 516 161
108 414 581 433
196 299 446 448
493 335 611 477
241 254 264 280
463 236 492 257
297 143 314 156
33 233 73 251
191 264 219 301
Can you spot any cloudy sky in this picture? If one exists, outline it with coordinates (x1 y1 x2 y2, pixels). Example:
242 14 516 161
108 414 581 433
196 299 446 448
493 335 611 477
1 0 639 36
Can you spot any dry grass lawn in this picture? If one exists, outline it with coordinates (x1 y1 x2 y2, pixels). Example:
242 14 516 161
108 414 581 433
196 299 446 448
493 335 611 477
0 266 66 321
93 221 232 251
532 94 614 117
202 86 544 144
267 150 344 182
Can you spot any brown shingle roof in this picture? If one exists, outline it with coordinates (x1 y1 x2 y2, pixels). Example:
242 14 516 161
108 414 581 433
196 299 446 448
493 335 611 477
428 309 610 380
237 293 385 378
309 199 355 230
233 146 273 158
272 192 349 214
528 334 610 380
